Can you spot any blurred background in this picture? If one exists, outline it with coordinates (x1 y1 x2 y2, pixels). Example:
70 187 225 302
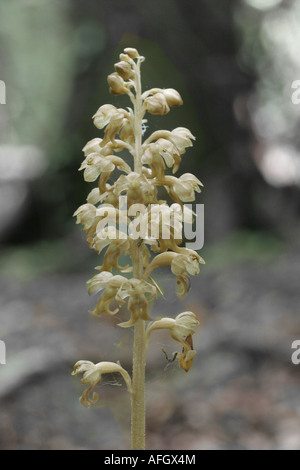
1 0 300 450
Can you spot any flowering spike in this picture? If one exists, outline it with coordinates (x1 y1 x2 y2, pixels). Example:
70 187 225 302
72 46 205 449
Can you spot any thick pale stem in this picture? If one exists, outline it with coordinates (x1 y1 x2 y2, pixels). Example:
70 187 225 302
131 58 146 450
133 60 143 174
131 258 146 449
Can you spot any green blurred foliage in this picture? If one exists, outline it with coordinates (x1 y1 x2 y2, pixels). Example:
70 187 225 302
0 0 74 150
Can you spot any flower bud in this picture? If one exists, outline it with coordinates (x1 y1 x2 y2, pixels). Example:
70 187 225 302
163 88 183 107
82 138 102 156
87 188 102 205
107 73 126 95
119 53 133 64
124 47 139 59
73 204 97 230
119 121 134 144
145 93 170 115
93 104 118 129
114 61 133 80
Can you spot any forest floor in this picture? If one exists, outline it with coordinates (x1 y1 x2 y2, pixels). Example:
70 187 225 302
1 234 300 449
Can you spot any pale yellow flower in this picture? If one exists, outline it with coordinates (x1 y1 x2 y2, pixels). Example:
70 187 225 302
93 104 119 129
93 105 130 147
74 204 126 249
74 203 105 248
82 138 102 156
83 138 132 159
162 88 183 107
102 115 127 147
159 173 203 203
114 172 157 206
144 127 194 152
171 251 204 298
86 188 103 205
142 127 195 173
146 311 199 371
94 229 131 272
145 92 170 115
143 88 182 111
117 279 157 327
144 249 205 298
87 271 128 316
170 127 195 153
79 153 131 185
119 120 135 145
73 203 97 230
173 173 203 202
147 311 199 343
157 139 180 167
137 203 187 247
72 360 132 408
79 154 115 182
123 47 139 59
142 204 195 255
107 72 127 95
114 60 134 80
142 139 181 179
87 271 122 294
